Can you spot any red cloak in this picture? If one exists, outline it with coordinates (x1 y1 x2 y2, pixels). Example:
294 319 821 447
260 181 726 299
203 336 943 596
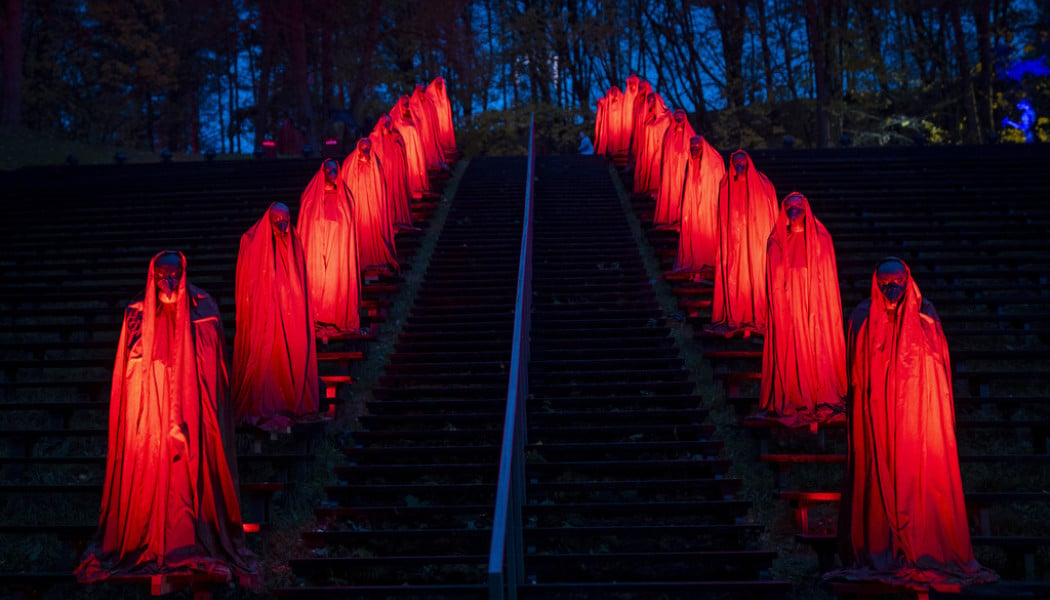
398 94 444 172
708 150 778 336
412 84 450 171
297 163 361 333
341 140 398 273
631 94 671 196
233 205 319 431
370 120 414 227
673 136 724 273
594 86 621 157
653 111 696 229
425 76 457 157
626 77 652 157
76 252 256 583
831 261 997 589
757 193 846 427
389 104 431 197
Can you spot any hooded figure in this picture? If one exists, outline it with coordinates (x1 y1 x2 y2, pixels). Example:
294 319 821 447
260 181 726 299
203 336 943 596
233 203 319 431
631 92 672 196
388 99 431 198
708 150 777 337
594 86 621 157
757 192 846 427
370 115 414 228
829 258 997 590
342 138 398 274
396 94 443 173
653 109 697 229
425 76 457 158
76 251 256 583
673 135 724 274
411 84 450 172
297 158 361 335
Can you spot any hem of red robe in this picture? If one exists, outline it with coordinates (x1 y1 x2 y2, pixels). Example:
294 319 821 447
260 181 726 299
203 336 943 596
824 563 999 592
747 403 846 429
76 548 259 589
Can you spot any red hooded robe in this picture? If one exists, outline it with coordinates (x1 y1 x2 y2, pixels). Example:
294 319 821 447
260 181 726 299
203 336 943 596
370 117 414 227
708 150 778 336
425 76 457 157
341 139 398 273
233 204 319 431
758 193 846 427
653 110 696 229
297 162 361 334
76 252 256 583
673 136 724 273
631 93 671 196
412 84 450 171
594 86 620 157
389 103 431 197
830 260 997 590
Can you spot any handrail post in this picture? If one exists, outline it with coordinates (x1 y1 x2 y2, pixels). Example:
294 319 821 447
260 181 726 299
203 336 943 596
488 114 535 600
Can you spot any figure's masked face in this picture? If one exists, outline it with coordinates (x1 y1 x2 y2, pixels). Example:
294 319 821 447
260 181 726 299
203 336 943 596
154 253 183 305
732 154 748 177
689 137 702 158
673 110 686 127
784 193 805 227
270 203 291 237
358 138 372 160
323 159 339 185
627 75 638 93
876 260 908 307
379 115 392 131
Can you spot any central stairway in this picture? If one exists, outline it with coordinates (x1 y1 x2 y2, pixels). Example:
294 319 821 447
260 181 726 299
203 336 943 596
519 155 789 598
278 156 527 598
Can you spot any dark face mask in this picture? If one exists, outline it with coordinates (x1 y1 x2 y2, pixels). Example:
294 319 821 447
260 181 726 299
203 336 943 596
879 282 905 305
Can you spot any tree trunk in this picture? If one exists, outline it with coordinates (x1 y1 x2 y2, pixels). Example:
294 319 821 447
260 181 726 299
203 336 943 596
756 0 775 102
804 0 831 147
288 0 314 154
973 0 994 141
949 3 981 143
0 0 24 130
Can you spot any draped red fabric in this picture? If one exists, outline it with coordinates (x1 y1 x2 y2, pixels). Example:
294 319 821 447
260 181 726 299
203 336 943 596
594 86 620 157
607 75 642 158
233 204 319 432
370 117 414 227
341 139 398 273
757 193 846 427
411 86 448 169
425 76 457 157
297 161 361 334
708 150 778 336
673 136 724 273
830 260 998 590
401 93 445 172
653 111 696 229
76 252 256 583
628 90 662 172
626 78 652 156
630 94 671 195
389 103 431 197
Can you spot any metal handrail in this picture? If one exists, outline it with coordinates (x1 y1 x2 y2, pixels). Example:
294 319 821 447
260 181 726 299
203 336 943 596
487 114 535 600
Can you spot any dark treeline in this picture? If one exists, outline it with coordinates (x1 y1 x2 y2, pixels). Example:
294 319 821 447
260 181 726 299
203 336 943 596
1 0 1047 155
